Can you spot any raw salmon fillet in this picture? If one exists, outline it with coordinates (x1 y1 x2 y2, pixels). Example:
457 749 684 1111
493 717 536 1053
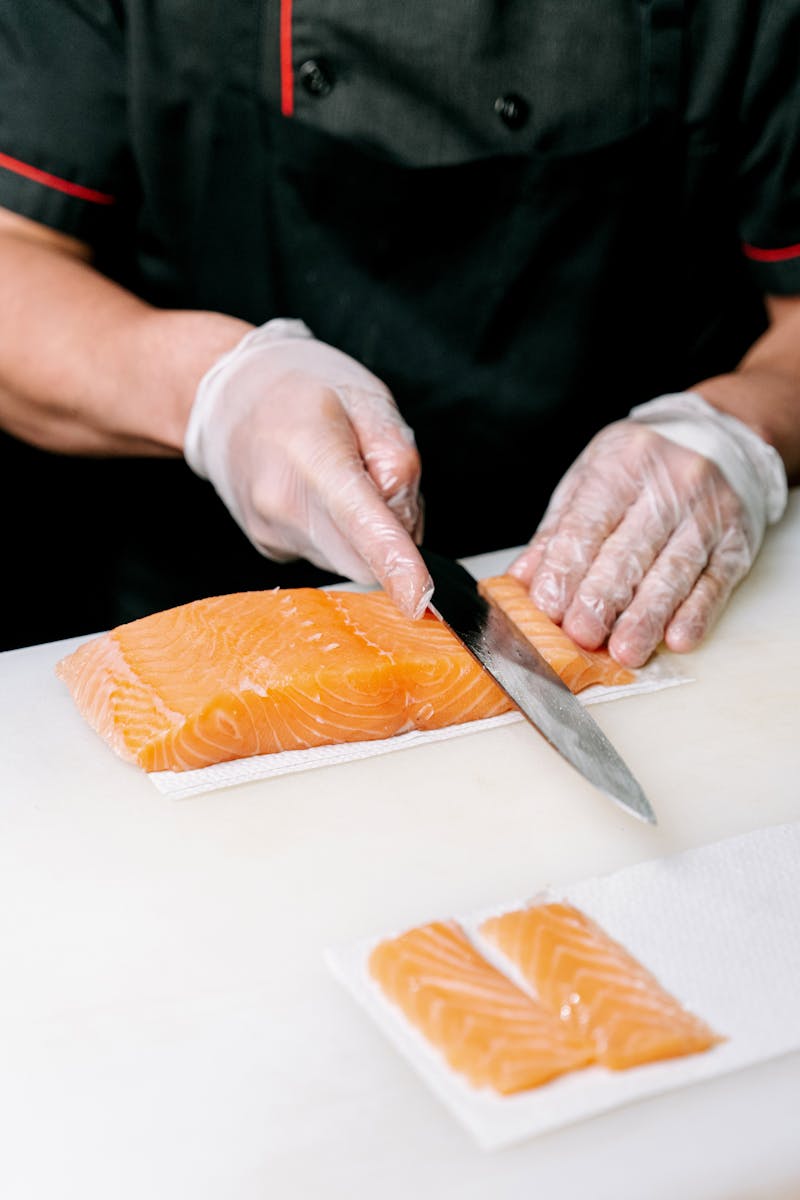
480 902 721 1069
56 589 512 772
478 575 635 692
368 920 593 1093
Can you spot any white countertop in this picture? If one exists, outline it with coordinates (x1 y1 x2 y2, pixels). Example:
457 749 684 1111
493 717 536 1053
1 493 799 1200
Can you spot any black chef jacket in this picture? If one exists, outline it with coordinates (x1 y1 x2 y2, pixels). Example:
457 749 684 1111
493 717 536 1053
1 0 799 650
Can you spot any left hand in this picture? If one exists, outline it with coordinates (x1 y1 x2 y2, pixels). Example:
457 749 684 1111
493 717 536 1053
509 396 786 668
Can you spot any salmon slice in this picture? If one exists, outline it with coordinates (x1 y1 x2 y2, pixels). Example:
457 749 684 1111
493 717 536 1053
480 903 722 1070
56 589 512 772
477 575 635 692
368 920 593 1093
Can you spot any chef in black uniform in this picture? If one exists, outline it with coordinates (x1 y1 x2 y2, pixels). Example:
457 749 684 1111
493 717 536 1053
0 1 796 656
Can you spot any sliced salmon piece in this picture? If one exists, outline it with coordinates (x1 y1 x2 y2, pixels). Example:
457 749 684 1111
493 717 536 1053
478 575 635 692
368 920 593 1093
56 574 637 774
480 902 722 1070
56 589 512 772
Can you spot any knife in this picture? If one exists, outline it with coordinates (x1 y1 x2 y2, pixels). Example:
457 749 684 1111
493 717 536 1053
420 548 656 825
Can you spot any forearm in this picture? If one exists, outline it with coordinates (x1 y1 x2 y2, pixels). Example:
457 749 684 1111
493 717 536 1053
0 228 252 456
694 296 800 483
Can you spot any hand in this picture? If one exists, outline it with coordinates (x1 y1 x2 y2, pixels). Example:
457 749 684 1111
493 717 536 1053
184 319 433 618
509 393 787 667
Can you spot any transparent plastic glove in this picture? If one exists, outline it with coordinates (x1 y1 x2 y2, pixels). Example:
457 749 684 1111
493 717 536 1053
510 391 788 667
184 318 433 618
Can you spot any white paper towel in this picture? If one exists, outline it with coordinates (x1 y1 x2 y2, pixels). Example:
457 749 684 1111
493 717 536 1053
148 651 690 799
325 821 800 1151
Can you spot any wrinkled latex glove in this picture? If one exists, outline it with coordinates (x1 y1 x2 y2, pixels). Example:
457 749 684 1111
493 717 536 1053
510 392 788 667
184 319 433 618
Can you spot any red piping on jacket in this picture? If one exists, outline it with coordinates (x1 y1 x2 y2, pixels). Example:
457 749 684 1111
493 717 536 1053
280 0 294 116
0 150 115 205
742 241 800 264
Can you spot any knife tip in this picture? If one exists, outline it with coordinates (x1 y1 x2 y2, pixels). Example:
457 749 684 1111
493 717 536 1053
616 789 658 825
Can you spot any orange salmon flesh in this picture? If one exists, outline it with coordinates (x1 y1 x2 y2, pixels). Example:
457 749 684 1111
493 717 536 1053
56 577 635 773
370 904 722 1094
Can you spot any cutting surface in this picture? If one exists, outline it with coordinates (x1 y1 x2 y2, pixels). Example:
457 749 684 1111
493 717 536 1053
1 493 799 1200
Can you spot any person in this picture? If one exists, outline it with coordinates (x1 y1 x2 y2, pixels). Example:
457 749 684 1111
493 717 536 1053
0 1 797 659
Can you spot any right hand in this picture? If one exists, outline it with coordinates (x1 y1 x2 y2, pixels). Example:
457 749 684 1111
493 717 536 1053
184 319 433 618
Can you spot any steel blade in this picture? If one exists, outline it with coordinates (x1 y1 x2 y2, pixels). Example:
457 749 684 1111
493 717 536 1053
421 549 656 824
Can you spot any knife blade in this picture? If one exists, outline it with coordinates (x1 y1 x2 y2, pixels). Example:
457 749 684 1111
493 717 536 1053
420 548 656 824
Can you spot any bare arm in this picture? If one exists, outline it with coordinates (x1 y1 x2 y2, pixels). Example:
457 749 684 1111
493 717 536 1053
0 207 252 456
695 295 800 483
0 207 432 615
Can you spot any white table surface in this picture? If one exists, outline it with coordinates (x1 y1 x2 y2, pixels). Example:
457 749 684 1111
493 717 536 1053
1 492 799 1200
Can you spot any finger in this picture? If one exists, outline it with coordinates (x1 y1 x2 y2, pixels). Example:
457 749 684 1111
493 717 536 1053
243 389 432 615
664 527 752 652
560 487 682 649
525 474 634 622
337 384 422 536
324 465 434 619
510 520 561 585
606 520 713 667
508 464 593 584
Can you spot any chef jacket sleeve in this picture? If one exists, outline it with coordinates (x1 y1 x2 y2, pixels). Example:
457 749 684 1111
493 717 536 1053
0 0 127 245
737 0 800 295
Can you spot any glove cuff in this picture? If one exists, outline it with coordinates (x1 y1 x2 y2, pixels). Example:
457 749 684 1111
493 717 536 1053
629 391 788 531
184 318 314 478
